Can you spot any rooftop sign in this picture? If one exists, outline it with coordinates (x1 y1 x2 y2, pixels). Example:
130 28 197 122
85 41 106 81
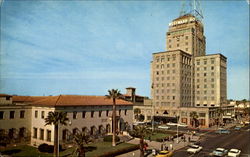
169 17 196 26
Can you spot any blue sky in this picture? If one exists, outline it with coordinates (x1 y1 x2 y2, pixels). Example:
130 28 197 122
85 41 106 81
0 0 249 100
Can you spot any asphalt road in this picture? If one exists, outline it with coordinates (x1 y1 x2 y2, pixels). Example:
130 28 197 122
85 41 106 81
173 125 250 157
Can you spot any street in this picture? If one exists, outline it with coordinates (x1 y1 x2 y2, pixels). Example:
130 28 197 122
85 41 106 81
173 125 250 157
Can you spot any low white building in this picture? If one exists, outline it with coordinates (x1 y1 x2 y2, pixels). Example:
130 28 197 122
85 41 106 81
0 94 133 147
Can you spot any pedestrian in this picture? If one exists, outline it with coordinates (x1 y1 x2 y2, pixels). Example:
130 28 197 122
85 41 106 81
188 137 190 142
152 149 156 155
161 144 163 151
170 144 173 150
165 146 168 151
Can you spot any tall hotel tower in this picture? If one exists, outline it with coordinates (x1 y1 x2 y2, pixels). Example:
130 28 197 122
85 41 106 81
151 0 227 114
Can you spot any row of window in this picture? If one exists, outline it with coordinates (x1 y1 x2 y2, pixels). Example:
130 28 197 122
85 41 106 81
196 59 215 65
169 43 190 49
73 110 127 119
34 110 127 119
0 127 26 138
155 96 175 100
196 90 215 94
155 89 176 93
156 63 176 69
155 54 176 62
196 72 215 77
168 35 189 43
0 110 25 120
33 128 51 142
196 96 215 100
196 84 215 88
197 78 215 82
196 104 215 107
155 102 175 106
196 66 214 71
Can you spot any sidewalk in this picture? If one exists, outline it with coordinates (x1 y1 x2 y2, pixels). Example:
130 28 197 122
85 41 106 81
117 135 193 157
117 123 237 157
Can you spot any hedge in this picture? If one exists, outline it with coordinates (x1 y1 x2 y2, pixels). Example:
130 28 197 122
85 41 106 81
96 144 140 157
103 135 120 142
38 143 62 153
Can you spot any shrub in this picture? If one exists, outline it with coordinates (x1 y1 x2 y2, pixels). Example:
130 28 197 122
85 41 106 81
103 135 120 142
97 144 139 157
38 143 62 153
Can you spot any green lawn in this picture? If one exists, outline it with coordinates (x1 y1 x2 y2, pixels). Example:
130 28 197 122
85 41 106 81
0 145 52 157
145 132 176 141
0 142 136 157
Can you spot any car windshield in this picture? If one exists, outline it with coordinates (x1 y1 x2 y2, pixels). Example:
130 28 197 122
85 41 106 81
230 150 238 153
190 145 199 149
216 149 224 152
159 152 168 155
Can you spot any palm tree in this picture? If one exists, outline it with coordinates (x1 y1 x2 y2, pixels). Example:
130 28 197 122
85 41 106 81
216 107 224 127
190 111 199 127
130 125 151 157
45 111 69 157
106 89 122 147
72 130 92 157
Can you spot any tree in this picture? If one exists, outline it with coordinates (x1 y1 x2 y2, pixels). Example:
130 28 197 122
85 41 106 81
106 89 122 147
72 130 92 157
130 125 151 157
216 107 224 127
45 111 69 157
190 111 199 127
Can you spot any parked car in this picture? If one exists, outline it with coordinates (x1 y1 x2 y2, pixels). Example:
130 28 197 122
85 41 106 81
227 149 241 157
156 150 173 157
158 125 170 129
187 144 203 154
166 122 178 126
177 123 188 127
234 126 241 130
215 129 230 134
210 148 228 156
244 121 250 125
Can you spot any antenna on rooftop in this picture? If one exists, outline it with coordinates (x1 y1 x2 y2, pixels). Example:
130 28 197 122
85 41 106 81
180 0 203 21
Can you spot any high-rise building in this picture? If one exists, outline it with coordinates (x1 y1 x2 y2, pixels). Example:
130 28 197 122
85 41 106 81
151 1 227 113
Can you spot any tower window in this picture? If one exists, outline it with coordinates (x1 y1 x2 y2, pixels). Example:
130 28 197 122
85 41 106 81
177 44 179 47
185 36 188 40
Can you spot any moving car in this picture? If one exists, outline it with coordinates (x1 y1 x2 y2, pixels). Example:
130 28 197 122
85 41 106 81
234 126 242 130
158 125 170 129
227 149 241 157
166 122 178 126
210 148 228 156
187 144 203 154
215 129 230 134
156 150 173 157
177 123 188 127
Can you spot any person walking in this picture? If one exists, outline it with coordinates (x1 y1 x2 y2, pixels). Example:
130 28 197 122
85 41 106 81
170 144 173 150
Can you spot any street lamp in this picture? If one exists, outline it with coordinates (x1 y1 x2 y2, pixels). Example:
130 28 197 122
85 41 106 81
176 108 180 144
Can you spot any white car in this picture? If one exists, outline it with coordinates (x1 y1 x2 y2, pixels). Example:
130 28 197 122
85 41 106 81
166 122 178 126
158 125 170 129
187 144 203 154
227 149 241 157
177 123 188 127
210 148 228 156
